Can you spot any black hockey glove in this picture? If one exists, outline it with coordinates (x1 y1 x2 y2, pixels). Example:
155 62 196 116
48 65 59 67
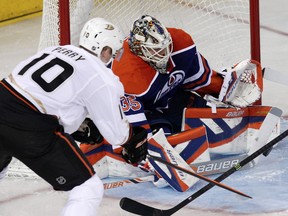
71 118 103 144
121 126 148 165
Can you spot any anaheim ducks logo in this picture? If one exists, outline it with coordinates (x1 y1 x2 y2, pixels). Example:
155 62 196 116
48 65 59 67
105 24 115 30
155 70 185 102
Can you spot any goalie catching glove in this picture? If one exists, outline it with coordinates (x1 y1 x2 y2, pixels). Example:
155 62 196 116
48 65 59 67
71 118 104 144
218 59 262 107
121 126 148 165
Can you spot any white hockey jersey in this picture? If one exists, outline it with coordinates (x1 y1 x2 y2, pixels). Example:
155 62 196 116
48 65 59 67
6 45 130 146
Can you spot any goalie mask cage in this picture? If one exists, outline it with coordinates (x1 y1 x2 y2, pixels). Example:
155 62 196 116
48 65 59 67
38 0 260 72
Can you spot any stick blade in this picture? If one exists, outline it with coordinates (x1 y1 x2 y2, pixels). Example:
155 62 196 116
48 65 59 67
120 197 164 216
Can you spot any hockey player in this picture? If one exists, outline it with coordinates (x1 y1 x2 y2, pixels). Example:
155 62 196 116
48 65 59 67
70 17 126 144
111 15 262 135
79 17 124 66
0 18 148 216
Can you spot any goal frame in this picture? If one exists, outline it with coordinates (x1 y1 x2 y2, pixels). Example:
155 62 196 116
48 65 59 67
57 0 261 103
58 0 261 63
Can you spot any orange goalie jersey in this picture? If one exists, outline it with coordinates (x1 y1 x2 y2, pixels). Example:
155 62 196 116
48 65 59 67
112 28 224 134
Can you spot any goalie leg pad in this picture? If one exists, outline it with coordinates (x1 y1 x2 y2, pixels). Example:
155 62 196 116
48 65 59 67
81 142 151 179
167 126 210 165
148 129 199 192
184 106 275 155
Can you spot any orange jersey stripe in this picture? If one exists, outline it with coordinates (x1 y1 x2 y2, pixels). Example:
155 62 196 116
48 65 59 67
56 131 94 176
0 80 38 112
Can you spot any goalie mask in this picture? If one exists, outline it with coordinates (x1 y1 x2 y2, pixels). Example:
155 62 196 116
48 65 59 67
128 15 173 74
79 18 125 64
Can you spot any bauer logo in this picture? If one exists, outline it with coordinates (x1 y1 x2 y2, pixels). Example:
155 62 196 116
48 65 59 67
166 149 177 165
166 149 185 178
56 176 66 185
193 159 240 174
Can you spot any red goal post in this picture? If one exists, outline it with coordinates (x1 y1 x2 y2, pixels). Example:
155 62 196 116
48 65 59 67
39 0 261 90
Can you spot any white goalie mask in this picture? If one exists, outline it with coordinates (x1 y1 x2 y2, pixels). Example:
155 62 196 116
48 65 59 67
128 15 173 74
79 18 125 64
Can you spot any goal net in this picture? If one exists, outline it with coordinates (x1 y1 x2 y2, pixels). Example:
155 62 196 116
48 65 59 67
38 0 260 71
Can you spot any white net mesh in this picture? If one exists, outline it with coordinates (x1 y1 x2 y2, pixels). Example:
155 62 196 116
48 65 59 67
6 158 40 180
38 0 253 71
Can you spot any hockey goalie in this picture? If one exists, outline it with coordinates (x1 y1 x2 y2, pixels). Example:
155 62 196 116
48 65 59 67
72 16 279 192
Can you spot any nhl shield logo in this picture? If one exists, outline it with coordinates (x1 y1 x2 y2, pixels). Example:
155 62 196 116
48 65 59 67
56 176 66 185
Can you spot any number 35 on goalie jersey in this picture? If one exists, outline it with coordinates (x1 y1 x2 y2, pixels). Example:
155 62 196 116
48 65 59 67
120 94 150 131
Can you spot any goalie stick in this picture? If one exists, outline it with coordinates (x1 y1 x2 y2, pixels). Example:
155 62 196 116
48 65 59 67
147 154 251 198
119 107 283 215
262 67 288 86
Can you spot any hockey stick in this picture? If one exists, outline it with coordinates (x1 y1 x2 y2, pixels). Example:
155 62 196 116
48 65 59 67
263 67 288 86
147 154 251 198
120 128 288 216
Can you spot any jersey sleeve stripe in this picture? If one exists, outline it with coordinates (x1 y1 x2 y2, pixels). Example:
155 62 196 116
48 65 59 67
182 55 212 90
